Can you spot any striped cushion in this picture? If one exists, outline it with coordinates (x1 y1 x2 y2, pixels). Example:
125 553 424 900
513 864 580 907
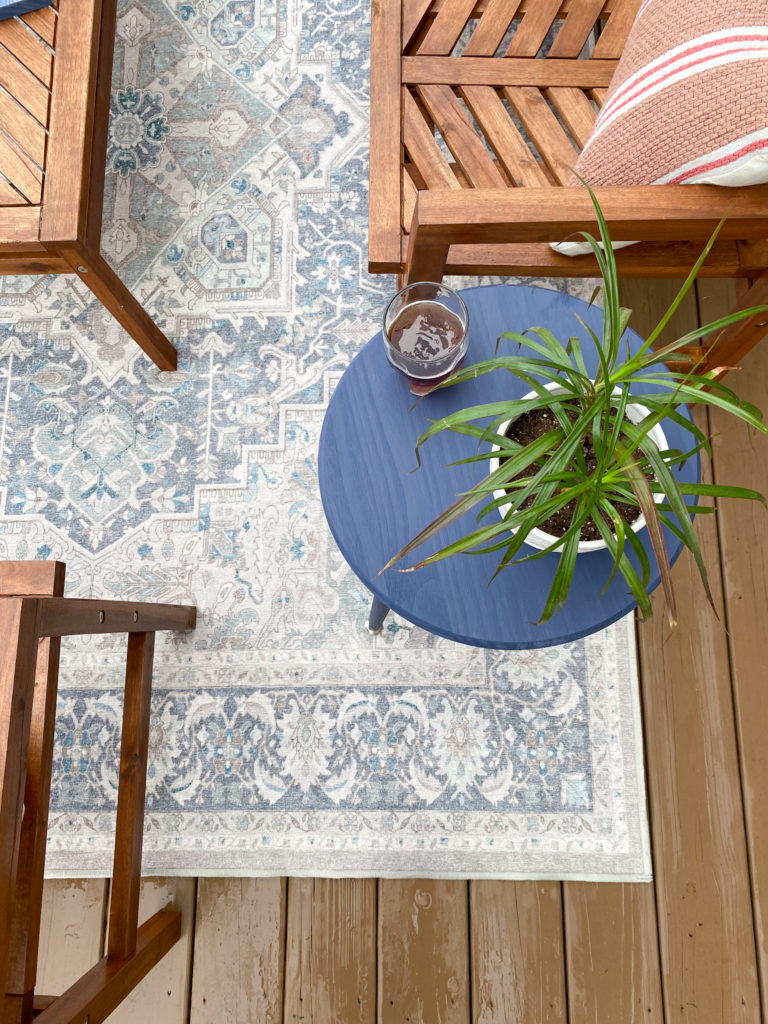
575 0 768 188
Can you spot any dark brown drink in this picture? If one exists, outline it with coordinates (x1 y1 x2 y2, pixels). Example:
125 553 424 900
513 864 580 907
385 300 467 395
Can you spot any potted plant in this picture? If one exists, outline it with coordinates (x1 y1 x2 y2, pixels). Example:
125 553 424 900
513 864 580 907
382 188 768 628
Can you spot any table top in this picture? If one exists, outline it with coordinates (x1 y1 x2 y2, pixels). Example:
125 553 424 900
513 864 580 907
318 284 698 649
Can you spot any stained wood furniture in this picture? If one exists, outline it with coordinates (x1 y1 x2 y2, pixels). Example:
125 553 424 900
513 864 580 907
0 560 196 1024
369 0 768 375
318 283 698 647
0 0 177 369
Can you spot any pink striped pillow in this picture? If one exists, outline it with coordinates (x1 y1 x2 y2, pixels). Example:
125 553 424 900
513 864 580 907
574 0 768 189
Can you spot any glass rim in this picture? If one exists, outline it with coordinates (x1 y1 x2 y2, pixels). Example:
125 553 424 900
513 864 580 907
382 280 469 346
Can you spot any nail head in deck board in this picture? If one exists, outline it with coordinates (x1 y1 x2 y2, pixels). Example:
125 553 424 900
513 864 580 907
283 877 376 1024
378 879 470 1024
36 880 110 994
104 878 196 1024
702 278 768 1023
470 881 567 1024
189 878 286 1024
636 383 761 1018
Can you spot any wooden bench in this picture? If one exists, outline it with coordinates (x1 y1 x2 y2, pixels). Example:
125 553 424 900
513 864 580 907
369 0 768 374
0 0 177 370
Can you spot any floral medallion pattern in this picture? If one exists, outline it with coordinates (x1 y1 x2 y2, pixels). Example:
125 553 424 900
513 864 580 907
0 0 649 878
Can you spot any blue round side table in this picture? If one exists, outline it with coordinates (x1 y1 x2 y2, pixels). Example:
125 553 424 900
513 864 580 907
318 284 698 649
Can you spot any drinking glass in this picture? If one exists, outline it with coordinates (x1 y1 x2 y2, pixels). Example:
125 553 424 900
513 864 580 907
382 282 469 395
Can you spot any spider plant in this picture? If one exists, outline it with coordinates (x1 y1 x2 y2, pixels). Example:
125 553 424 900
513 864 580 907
382 187 768 628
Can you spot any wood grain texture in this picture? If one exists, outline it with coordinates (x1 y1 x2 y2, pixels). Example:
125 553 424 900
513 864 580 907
107 632 155 963
379 880 470 1024
0 17 53 87
57 247 178 370
402 55 618 87
699 277 768 1022
459 85 550 186
564 884 663 1022
189 878 286 1024
461 0 522 56
633 273 761 1023
405 186 768 246
592 0 642 59
36 596 195 637
416 0 477 55
547 0 604 57
504 0 562 56
36 880 109 995
416 84 508 188
368 0 402 268
283 878 376 1024
403 89 462 191
470 882 567 1024
104 878 196 1024
504 86 580 184
34 909 182 1024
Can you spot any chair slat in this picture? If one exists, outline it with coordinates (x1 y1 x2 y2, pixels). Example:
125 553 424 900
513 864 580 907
505 0 562 57
0 45 50 126
403 88 462 190
592 0 641 59
417 83 508 188
462 0 522 56
544 86 598 149
548 0 605 58
589 87 608 107
403 0 434 51
0 131 42 202
460 85 550 186
504 86 580 184
0 88 46 168
0 175 24 205
417 0 477 54
0 18 53 87
402 55 618 87
19 7 56 47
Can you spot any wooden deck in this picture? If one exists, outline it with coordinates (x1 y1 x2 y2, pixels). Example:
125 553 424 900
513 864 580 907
35 278 768 1023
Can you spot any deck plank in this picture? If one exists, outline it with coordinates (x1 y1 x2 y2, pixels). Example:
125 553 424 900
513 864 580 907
379 880 470 1024
470 881 566 1023
636 390 760 1020
283 878 376 1024
104 878 196 1024
36 880 108 995
189 878 286 1024
699 277 768 1022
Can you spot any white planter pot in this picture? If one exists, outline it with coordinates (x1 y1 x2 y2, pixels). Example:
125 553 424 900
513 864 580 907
489 382 668 554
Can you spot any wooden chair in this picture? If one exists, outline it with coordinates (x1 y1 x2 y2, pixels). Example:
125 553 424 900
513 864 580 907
0 561 196 1024
369 0 768 374
0 0 177 370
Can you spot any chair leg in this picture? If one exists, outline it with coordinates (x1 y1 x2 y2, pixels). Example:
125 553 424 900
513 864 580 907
59 245 177 372
699 272 768 375
405 205 449 284
107 632 155 962
0 601 40 1009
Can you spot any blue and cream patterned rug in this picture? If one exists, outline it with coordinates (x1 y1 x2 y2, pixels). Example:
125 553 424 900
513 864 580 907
0 0 650 879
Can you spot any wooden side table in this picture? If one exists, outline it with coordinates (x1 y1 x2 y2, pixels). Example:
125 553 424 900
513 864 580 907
0 561 196 1023
318 284 698 649
0 0 177 370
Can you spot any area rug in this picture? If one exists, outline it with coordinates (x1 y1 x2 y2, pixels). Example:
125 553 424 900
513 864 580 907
0 0 650 880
